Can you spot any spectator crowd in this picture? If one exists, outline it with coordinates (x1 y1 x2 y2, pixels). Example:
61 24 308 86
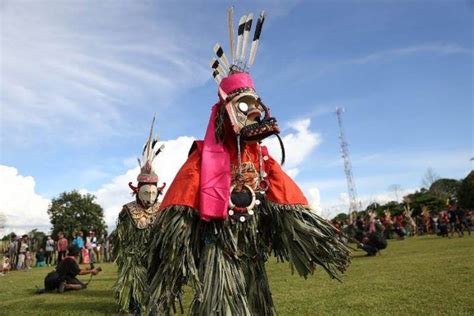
0 231 114 276
332 204 472 256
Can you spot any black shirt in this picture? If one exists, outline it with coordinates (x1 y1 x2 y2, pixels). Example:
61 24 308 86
448 210 457 223
456 209 466 220
56 257 80 281
36 251 45 261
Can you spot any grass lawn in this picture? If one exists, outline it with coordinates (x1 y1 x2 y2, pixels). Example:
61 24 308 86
0 235 473 315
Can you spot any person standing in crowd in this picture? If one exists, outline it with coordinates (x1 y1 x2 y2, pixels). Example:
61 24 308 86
8 235 18 270
448 206 461 237
438 211 449 237
45 236 54 266
25 250 33 271
102 233 110 263
36 248 46 267
16 235 29 270
86 231 97 268
57 232 68 264
368 211 377 234
72 231 85 263
456 206 471 236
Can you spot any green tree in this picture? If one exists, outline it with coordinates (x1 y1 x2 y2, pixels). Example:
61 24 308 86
403 188 445 216
429 178 461 200
2 232 16 241
382 201 404 216
458 171 474 210
28 229 46 251
48 190 106 239
333 212 348 222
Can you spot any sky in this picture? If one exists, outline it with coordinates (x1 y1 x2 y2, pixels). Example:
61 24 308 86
0 0 472 234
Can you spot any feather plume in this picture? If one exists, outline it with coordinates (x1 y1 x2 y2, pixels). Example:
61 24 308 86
247 11 265 68
235 15 247 67
210 58 227 76
227 7 235 64
140 116 164 168
213 44 230 72
240 13 253 66
212 70 222 84
144 116 155 161
154 144 165 158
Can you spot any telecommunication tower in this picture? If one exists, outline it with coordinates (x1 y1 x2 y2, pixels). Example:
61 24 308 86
336 107 359 216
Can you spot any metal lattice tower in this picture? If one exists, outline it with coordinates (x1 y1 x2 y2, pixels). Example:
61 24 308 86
336 107 359 215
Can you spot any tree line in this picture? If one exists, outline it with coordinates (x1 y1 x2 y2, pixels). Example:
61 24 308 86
333 170 474 221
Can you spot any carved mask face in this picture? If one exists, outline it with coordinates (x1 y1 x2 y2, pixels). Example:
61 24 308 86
226 93 262 133
222 91 280 142
218 72 280 142
138 184 158 207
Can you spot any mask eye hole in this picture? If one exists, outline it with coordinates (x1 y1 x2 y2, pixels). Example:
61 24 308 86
238 102 249 113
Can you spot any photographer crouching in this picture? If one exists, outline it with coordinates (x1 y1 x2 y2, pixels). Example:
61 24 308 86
37 245 101 294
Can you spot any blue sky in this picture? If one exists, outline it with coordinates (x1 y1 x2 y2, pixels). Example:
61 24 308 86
0 0 472 232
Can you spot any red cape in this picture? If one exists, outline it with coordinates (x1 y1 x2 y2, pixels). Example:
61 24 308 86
160 140 308 211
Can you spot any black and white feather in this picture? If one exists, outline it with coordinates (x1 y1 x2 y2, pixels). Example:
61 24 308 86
228 7 235 63
239 13 253 67
247 11 265 69
235 15 247 67
138 116 165 168
210 9 266 84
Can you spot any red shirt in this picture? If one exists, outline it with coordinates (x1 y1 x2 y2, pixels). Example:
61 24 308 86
57 237 68 252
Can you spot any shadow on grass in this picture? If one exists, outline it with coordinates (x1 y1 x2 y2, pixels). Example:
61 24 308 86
25 301 116 314
2 292 117 314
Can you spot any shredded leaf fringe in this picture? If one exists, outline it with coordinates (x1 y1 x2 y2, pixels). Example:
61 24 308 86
147 201 351 315
112 211 153 313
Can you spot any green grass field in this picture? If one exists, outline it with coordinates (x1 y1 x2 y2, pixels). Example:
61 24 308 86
0 235 473 315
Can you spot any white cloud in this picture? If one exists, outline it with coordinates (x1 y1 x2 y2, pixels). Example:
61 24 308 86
0 166 51 234
286 168 300 179
350 43 471 65
308 187 322 216
263 118 322 169
0 2 208 147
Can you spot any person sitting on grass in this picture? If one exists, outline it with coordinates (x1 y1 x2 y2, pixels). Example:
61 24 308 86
37 245 101 294
0 255 11 276
35 248 46 267
357 231 387 256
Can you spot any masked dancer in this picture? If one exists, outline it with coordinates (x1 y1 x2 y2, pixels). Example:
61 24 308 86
113 117 165 314
148 9 351 315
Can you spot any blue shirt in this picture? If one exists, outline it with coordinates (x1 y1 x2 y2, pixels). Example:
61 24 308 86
73 236 84 249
